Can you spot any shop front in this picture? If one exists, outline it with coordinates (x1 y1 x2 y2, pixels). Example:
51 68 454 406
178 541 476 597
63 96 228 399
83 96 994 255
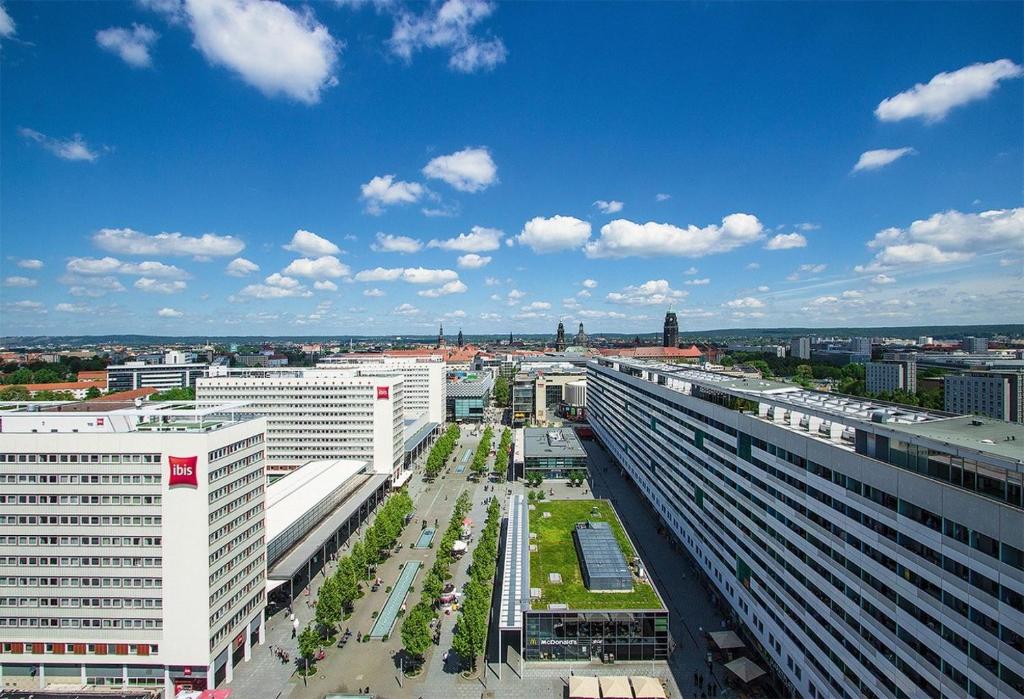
524 609 669 662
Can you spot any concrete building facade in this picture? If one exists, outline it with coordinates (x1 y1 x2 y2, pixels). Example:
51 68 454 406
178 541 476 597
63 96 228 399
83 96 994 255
791 337 811 360
945 371 1023 423
107 363 208 393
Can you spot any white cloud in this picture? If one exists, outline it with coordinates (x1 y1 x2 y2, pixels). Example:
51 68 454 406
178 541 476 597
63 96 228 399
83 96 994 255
655 193 671 202
563 297 580 309
479 312 501 321
522 301 551 311
444 309 467 318
764 233 807 250
265 273 301 288
17 259 43 269
871 274 896 285
360 175 425 215
238 273 313 298
363 287 385 297
0 3 15 37
18 128 99 162
372 232 423 253
417 280 468 297
578 310 628 319
756 285 770 292
118 261 189 278
6 300 45 312
135 278 186 294
67 257 123 275
875 59 1023 123
4 276 37 288
61 275 126 297
724 296 765 309
282 255 350 278
594 200 624 215
683 267 698 275
226 257 260 276
745 262 760 270
576 290 590 298
799 263 828 274
795 223 819 231
422 147 497 192
505 289 525 306
429 225 503 251
355 267 404 282
457 253 491 269
283 229 340 256
422 203 460 218
184 0 340 104
388 0 506 73
842 290 863 299
393 302 420 315
484 277 501 286
684 278 710 286
517 215 591 253
581 278 598 288
856 208 1023 272
401 267 459 284
314 280 338 291
96 23 159 68
852 147 916 173
55 303 88 313
584 213 764 258
94 227 244 256
606 279 687 306
157 307 183 317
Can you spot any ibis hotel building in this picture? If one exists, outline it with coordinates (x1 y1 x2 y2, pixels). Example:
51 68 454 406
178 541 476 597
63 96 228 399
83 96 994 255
588 357 1024 699
0 404 268 696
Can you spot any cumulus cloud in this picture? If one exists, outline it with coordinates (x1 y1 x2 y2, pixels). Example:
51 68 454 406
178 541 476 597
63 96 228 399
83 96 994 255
6 300 45 312
67 257 124 275
583 213 764 258
19 128 100 162
594 200 624 214
480 312 501 321
764 233 807 250
401 267 459 284
655 193 671 202
283 229 340 256
852 147 916 173
4 276 36 288
521 301 551 311
135 278 186 294
94 227 244 256
118 261 190 278
363 288 385 297
517 215 591 253
684 278 710 285
457 253 491 268
314 280 338 291
423 147 497 192
226 257 260 276
428 225 503 251
17 259 43 269
393 302 420 315
606 279 687 306
372 232 423 253
355 267 404 282
856 208 1023 272
157 307 183 317
61 275 126 297
578 310 628 319
184 0 340 104
417 280 468 297
388 0 506 73
505 289 525 306
581 279 598 289
875 59 1023 123
0 3 15 37
724 297 765 309
96 23 159 68
282 255 350 278
360 175 425 215
55 303 89 313
745 262 760 270
238 273 313 299
871 274 896 285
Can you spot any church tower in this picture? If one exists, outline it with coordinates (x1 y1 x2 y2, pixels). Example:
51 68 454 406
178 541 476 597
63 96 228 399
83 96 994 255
555 321 567 351
663 308 679 348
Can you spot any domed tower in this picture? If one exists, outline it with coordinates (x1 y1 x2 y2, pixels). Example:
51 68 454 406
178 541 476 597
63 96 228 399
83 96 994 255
555 321 567 351
663 308 679 348
574 322 588 347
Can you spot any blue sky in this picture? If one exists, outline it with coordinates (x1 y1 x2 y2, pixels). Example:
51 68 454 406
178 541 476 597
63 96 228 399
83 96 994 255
1 0 1022 336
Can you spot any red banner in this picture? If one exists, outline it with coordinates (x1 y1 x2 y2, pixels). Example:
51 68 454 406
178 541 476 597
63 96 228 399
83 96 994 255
376 386 389 400
169 455 198 487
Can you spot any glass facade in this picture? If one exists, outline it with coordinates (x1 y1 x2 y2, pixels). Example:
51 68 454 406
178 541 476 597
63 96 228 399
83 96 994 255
524 610 669 661
524 454 588 479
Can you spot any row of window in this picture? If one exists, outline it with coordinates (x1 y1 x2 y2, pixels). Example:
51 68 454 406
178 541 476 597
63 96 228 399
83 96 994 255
208 432 264 464
209 450 263 484
0 495 161 506
0 474 159 485
0 515 161 527
0 617 162 629
0 597 161 609
0 557 161 568
0 642 159 656
0 577 161 588
0 454 160 464
0 536 161 547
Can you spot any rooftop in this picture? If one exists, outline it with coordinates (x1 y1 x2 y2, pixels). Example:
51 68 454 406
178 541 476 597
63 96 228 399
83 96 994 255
882 415 1024 463
523 427 588 459
0 401 256 433
529 499 663 611
265 459 369 541
574 521 633 591
446 374 494 398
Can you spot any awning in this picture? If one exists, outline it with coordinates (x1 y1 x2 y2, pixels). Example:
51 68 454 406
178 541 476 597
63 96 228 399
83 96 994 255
452 540 468 552
709 629 745 650
404 421 439 453
266 579 288 594
598 675 632 699
393 469 413 488
568 675 600 699
629 676 667 699
725 656 766 683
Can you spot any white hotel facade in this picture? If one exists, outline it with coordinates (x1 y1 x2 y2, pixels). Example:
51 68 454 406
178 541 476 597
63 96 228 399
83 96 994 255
0 404 268 695
197 369 405 479
588 357 1023 699
317 354 446 425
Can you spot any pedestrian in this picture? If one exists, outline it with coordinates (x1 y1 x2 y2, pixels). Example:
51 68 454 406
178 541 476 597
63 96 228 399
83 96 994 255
693 671 698 686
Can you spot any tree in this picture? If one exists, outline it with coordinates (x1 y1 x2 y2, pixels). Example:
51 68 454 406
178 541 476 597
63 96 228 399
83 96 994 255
0 385 30 401
85 386 102 399
150 387 195 401
747 360 773 378
471 426 492 479
31 367 63 384
297 625 321 667
493 376 509 406
351 540 368 580
5 368 32 385
400 603 433 669
335 556 359 610
315 575 342 637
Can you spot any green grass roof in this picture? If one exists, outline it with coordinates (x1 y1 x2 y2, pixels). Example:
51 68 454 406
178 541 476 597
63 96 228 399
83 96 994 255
528 498 664 610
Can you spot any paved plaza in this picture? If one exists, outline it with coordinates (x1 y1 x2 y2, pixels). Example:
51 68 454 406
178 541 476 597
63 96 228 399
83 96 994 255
229 425 767 699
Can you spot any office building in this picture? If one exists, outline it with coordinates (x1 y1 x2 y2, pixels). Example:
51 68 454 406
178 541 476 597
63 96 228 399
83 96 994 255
446 375 493 423
518 428 588 479
511 366 586 427
728 344 788 358
945 370 1023 423
663 310 679 348
963 337 990 354
196 370 404 479
588 357 1024 699
317 354 446 425
107 362 208 392
866 359 917 395
811 349 871 366
851 337 873 355
791 337 811 360
0 404 268 695
918 337 934 346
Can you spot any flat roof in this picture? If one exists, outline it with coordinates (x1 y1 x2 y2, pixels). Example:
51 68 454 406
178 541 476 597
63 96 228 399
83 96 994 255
269 472 389 580
499 494 531 630
575 521 633 591
523 427 587 459
265 459 369 541
404 421 438 453
447 375 493 397
884 416 1024 463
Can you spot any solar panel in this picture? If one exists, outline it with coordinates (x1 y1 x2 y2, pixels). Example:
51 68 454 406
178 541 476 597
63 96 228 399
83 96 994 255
573 521 633 591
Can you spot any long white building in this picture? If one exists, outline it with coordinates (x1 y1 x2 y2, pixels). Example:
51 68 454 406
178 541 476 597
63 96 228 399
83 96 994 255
197 369 404 479
317 354 446 424
0 403 268 695
588 357 1024 699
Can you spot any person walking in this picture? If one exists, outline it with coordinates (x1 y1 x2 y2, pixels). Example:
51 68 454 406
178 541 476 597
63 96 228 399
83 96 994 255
292 617 299 638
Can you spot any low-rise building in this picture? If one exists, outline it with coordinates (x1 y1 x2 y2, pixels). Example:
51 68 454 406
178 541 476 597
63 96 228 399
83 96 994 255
107 362 208 392
866 359 917 394
519 427 588 479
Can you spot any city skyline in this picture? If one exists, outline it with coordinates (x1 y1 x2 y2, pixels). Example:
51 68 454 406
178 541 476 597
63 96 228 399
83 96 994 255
2 1 1023 337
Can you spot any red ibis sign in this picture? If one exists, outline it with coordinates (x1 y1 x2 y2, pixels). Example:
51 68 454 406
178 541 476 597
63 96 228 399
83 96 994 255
376 386 389 400
168 455 198 487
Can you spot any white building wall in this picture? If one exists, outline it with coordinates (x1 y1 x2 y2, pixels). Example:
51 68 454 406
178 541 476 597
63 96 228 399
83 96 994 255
945 374 1010 421
317 356 445 424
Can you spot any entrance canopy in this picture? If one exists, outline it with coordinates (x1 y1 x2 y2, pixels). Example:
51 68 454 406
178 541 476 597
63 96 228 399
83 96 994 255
568 675 600 699
709 629 745 650
630 676 667 699
599 675 632 699
725 656 767 683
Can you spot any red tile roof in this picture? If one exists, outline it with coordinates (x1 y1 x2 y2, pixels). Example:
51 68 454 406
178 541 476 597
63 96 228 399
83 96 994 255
598 345 703 359
76 370 107 383
24 382 101 392
89 387 157 402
